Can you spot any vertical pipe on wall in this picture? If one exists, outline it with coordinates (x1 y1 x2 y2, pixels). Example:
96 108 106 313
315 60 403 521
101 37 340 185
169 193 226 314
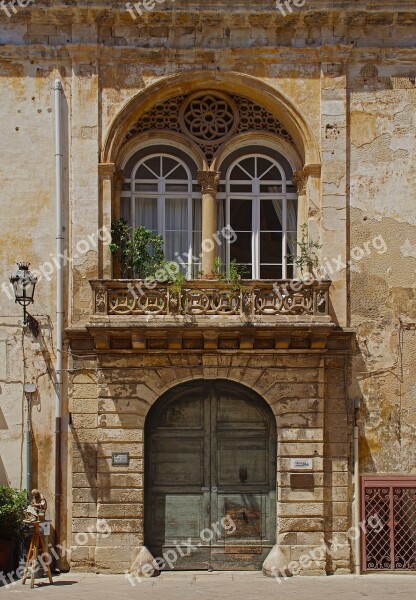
353 399 361 574
25 393 31 492
54 79 63 561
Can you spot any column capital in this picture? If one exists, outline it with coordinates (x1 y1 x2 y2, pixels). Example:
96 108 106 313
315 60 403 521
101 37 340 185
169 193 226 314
198 170 221 194
293 169 307 194
98 163 116 179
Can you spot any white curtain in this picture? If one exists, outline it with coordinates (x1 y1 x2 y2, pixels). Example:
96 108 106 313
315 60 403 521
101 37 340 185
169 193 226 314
135 197 158 232
164 198 189 262
193 198 202 277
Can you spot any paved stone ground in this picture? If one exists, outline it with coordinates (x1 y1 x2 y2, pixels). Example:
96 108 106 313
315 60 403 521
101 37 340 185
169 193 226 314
1 572 416 599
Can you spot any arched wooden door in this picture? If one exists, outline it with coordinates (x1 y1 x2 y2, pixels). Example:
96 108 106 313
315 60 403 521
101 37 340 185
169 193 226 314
145 380 277 570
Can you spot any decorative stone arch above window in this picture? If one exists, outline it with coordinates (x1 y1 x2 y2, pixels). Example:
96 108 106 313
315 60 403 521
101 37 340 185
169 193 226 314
102 71 320 167
124 90 295 165
99 72 322 279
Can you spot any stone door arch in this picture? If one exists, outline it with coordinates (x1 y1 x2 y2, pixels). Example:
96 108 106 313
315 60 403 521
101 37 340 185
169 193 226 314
144 379 277 570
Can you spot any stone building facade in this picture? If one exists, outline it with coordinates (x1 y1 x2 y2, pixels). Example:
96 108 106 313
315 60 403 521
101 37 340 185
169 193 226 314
0 0 415 576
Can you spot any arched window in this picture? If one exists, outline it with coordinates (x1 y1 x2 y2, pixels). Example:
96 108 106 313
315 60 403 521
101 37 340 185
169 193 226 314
119 94 301 281
219 149 298 280
121 149 202 277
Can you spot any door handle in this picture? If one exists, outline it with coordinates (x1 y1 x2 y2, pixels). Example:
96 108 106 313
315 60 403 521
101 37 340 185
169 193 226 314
201 487 209 491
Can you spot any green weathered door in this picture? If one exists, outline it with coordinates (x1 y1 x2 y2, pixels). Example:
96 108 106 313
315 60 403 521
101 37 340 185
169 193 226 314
145 380 276 570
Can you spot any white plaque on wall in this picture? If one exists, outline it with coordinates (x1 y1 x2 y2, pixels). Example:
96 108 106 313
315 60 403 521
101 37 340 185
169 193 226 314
290 458 313 470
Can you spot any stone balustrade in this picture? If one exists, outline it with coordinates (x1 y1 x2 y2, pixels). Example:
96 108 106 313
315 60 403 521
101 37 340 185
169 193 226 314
90 279 331 320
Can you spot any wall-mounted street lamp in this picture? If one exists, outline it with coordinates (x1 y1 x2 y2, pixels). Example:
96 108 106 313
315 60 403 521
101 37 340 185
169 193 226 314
9 262 40 337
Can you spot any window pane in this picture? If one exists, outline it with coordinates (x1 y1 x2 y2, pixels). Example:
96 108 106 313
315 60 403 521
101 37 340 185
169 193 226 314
165 198 188 230
287 231 297 259
162 156 181 178
230 199 252 232
135 182 158 192
229 183 253 194
230 232 252 264
140 156 160 177
260 184 283 194
260 232 282 264
286 264 295 279
165 183 189 193
259 163 282 181
257 156 273 178
121 198 130 222
260 265 282 279
165 231 188 262
239 157 256 177
260 200 282 231
135 197 158 231
230 162 253 181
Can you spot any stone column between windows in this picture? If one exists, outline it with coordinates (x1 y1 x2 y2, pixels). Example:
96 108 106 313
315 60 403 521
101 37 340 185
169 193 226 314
293 168 308 279
198 170 221 276
98 163 116 279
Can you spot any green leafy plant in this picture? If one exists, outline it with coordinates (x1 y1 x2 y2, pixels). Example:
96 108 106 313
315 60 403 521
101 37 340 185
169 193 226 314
211 258 247 291
0 486 27 541
169 272 187 295
213 257 223 277
288 223 322 276
110 219 165 279
227 260 247 291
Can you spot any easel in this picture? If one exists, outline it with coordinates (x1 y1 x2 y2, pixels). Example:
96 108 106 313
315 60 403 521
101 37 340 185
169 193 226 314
22 522 54 589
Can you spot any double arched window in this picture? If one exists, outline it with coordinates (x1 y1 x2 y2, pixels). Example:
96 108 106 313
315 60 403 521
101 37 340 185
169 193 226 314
121 145 298 280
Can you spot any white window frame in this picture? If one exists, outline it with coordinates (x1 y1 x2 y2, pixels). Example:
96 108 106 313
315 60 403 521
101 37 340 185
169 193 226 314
224 154 297 280
121 153 201 278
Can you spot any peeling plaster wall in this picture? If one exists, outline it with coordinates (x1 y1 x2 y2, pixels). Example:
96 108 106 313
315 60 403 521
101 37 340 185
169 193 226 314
0 0 415 573
349 66 416 474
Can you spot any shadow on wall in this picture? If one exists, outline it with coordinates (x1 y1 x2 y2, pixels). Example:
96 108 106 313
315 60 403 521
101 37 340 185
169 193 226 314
0 406 8 430
0 455 10 486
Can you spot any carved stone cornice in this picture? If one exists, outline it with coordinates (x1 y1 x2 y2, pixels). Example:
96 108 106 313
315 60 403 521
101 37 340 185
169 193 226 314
198 170 221 194
304 164 322 178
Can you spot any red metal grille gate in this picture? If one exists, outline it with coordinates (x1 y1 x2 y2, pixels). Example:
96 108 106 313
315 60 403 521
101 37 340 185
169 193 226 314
362 477 416 571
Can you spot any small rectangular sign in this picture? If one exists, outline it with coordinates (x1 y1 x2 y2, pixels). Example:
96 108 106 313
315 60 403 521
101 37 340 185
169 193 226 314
290 474 315 490
112 452 130 466
290 458 313 470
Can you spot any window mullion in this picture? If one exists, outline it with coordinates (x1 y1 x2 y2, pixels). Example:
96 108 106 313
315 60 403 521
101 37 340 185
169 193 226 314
158 177 165 240
187 193 192 279
131 180 135 230
282 193 288 280
253 194 260 280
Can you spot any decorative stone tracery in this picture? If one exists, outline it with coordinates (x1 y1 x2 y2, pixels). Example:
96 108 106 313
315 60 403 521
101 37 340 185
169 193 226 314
125 90 294 163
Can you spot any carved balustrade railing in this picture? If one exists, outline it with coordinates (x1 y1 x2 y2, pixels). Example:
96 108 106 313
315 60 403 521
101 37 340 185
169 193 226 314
90 279 331 319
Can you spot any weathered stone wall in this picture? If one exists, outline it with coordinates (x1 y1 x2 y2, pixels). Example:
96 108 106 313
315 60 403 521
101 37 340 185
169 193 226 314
349 66 416 475
69 350 350 574
0 0 415 576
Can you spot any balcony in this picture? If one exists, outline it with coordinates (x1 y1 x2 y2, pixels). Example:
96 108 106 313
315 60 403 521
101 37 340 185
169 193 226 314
84 280 335 351
90 279 331 322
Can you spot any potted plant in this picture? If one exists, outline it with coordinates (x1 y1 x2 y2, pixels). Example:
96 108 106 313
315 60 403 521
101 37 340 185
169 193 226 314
110 219 165 280
0 486 27 575
198 257 223 281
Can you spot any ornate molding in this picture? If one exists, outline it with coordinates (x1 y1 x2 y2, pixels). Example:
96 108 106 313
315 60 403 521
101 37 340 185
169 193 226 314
293 170 307 194
198 170 221 194
124 91 294 164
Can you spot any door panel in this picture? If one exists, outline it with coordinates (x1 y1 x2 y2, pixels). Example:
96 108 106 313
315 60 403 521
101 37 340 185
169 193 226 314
145 380 276 570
